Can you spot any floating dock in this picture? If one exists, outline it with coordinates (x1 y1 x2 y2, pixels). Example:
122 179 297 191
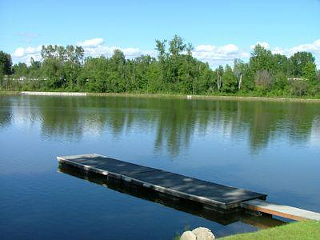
58 162 285 229
57 154 320 221
57 154 266 211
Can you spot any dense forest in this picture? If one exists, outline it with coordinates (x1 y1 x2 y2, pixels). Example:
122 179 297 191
1 35 320 97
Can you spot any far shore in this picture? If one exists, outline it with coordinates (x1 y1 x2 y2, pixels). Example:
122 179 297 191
1 90 320 103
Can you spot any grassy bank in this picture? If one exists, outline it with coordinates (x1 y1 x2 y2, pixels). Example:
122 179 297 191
2 90 320 103
0 90 19 95
86 92 320 103
221 221 320 240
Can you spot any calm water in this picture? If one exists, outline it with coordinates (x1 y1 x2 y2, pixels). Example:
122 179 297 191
0 95 320 239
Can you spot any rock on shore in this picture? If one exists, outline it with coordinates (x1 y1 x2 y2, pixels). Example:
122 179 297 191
180 227 215 240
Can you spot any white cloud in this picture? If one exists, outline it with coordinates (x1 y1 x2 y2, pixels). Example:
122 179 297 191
251 39 320 59
193 44 247 67
219 44 239 54
288 39 320 54
122 47 142 57
270 39 320 68
241 52 250 58
271 47 284 55
77 38 104 47
195 45 216 52
14 47 25 57
12 45 42 65
250 41 270 49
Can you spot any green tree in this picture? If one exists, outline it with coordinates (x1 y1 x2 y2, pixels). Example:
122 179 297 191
155 39 167 61
272 72 288 92
303 62 319 95
79 56 109 92
0 50 12 75
40 44 85 89
169 35 186 57
290 52 315 77
0 65 3 82
273 54 289 74
250 44 275 73
233 59 247 90
216 65 224 91
110 49 126 92
255 70 273 93
29 57 41 77
167 35 187 88
13 63 29 77
290 80 308 97
41 58 65 88
303 62 317 81
222 65 238 93
132 55 156 92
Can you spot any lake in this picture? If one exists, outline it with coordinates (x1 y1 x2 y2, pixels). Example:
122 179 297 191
1 95 319 239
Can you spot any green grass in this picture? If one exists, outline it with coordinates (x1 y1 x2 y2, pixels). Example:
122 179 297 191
221 221 320 240
0 90 19 95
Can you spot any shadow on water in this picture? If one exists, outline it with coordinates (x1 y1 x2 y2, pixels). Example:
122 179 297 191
58 163 285 229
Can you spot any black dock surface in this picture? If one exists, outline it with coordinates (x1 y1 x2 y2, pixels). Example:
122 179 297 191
57 154 266 210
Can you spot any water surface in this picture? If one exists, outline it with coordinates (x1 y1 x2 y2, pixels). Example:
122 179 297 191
0 95 319 239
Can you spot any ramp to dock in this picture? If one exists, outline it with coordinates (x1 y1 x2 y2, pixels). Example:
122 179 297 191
241 199 320 221
57 154 266 211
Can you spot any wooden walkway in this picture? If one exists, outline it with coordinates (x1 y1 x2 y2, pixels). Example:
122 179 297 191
57 154 266 211
241 199 320 221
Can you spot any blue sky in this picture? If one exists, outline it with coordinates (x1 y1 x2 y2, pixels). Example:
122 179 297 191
1 0 320 67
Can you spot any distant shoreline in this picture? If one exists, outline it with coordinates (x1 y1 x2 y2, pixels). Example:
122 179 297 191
1 90 320 103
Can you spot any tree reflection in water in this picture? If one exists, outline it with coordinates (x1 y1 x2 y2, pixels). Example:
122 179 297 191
1 95 320 155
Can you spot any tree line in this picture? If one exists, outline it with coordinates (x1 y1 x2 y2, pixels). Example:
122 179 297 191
1 35 320 97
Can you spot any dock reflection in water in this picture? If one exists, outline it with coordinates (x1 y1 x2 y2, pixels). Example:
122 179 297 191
58 163 285 229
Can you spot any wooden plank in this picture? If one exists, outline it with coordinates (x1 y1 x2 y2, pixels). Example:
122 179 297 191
241 199 320 221
57 154 267 211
